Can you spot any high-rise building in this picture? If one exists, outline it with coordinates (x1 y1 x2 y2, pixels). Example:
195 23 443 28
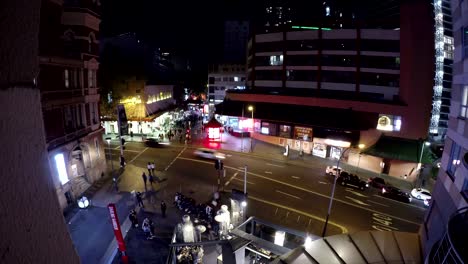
0 0 81 262
39 0 106 210
420 1 468 263
219 0 435 181
429 0 454 141
224 21 250 64
263 0 293 32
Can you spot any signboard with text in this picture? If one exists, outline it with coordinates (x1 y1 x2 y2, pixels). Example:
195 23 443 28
108 203 128 262
294 126 313 141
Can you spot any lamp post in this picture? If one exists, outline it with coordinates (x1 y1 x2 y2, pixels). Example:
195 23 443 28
106 137 114 173
356 144 365 174
241 105 244 152
248 105 254 152
418 140 431 187
322 147 350 237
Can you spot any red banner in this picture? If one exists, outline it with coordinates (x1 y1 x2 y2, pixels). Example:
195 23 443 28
108 203 128 262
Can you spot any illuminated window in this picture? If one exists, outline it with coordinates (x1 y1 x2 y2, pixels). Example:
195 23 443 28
460 86 468 118
269 55 283 66
447 141 462 177
234 76 239 82
88 69 93 88
64 69 69 88
54 153 69 185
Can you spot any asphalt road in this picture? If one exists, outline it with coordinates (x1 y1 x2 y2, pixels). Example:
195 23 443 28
105 140 427 237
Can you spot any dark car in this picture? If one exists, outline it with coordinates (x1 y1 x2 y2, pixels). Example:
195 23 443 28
144 138 163 148
368 177 387 189
380 186 412 203
337 172 369 191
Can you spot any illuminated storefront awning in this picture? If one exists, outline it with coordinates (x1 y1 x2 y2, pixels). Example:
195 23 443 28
363 136 435 163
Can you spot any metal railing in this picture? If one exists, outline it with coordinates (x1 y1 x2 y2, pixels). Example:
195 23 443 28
430 207 468 264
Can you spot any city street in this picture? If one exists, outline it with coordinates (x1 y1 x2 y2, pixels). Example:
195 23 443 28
106 139 427 237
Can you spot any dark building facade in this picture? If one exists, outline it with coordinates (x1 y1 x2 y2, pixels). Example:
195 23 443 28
39 0 106 210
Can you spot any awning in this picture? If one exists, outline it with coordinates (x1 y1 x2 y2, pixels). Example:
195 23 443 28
215 100 378 131
271 231 422 264
363 136 435 164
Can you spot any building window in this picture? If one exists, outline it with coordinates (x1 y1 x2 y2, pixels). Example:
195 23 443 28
447 141 461 177
95 138 100 158
460 86 468 118
269 55 283 66
463 27 468 59
88 69 93 88
54 153 69 185
64 69 69 88
461 177 468 201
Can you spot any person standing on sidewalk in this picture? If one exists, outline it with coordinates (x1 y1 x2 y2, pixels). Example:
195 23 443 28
142 172 148 192
136 192 144 208
129 210 138 228
147 162 152 175
149 174 155 189
160 201 167 218
151 162 156 175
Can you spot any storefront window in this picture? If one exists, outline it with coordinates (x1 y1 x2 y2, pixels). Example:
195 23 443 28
313 143 327 158
279 125 291 138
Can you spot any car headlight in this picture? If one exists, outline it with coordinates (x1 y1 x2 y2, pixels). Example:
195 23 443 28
365 183 369 188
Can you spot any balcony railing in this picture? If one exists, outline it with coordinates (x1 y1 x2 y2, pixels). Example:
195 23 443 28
42 88 98 101
47 126 92 151
430 207 468 264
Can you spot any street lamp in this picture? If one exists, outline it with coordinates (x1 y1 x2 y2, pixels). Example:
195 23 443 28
248 105 254 152
322 147 351 237
105 137 114 173
418 140 431 187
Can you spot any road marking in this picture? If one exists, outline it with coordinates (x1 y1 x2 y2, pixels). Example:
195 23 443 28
276 190 301 200
318 181 329 184
123 149 141 153
238 166 245 169
226 154 232 157
249 195 348 234
232 178 255 185
345 196 370 206
291 176 300 179
165 147 186 171
345 188 368 198
225 172 238 187
367 200 389 207
128 147 148 163
265 171 273 174
175 157 422 226
266 163 284 168
373 195 425 210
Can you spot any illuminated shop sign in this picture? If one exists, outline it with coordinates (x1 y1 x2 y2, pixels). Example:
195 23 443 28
294 126 313 141
377 115 402 132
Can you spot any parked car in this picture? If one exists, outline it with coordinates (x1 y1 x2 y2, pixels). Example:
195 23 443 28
337 172 369 190
325 166 343 176
367 177 387 189
411 188 432 201
381 186 412 203
193 148 225 160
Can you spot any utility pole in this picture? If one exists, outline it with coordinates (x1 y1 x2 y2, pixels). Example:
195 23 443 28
241 105 244 152
244 165 247 194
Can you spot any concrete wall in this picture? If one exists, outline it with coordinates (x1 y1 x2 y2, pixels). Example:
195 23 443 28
0 1 80 261
0 87 80 263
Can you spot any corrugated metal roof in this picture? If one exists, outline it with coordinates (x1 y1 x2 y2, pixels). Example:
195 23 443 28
272 231 422 264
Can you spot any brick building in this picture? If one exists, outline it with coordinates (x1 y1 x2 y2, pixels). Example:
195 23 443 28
39 0 106 210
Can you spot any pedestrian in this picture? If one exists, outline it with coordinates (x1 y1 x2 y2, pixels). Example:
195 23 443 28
136 192 144 207
151 162 156 175
161 201 167 218
147 162 152 175
129 210 138 228
142 218 154 240
142 172 148 191
149 174 155 189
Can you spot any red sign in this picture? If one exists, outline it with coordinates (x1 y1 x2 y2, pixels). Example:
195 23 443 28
108 203 128 263
208 127 220 140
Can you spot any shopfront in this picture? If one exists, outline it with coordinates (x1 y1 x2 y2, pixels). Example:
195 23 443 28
312 138 351 159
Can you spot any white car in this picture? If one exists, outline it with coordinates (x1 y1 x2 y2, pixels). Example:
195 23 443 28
411 188 432 201
193 148 226 160
325 166 343 176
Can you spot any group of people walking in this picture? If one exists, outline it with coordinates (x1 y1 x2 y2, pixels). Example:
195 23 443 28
142 162 158 192
130 198 168 240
